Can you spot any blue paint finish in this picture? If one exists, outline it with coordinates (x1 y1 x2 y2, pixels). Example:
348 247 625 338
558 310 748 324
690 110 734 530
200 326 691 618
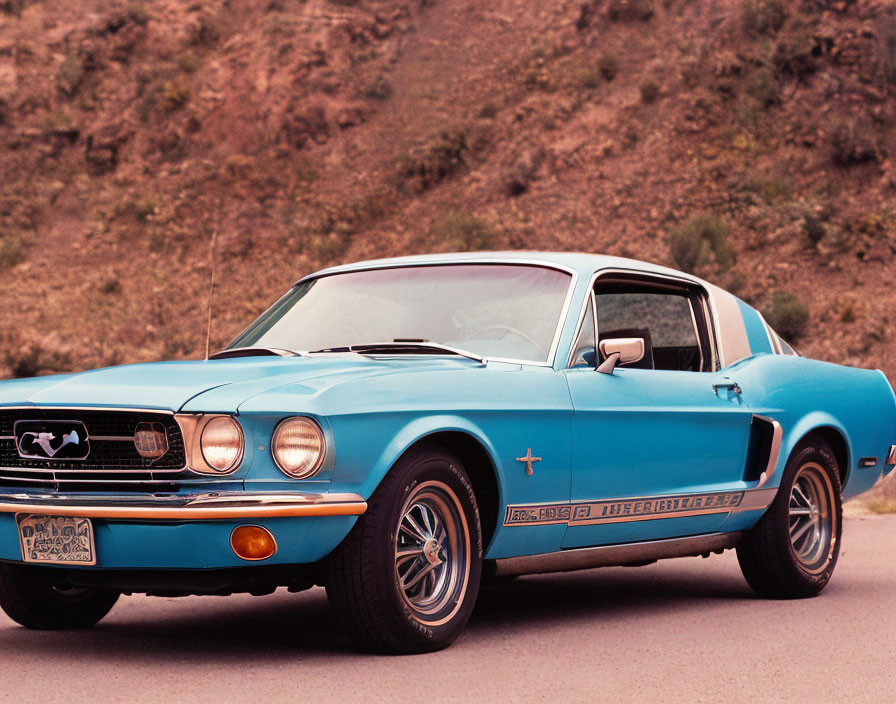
736 298 773 355
0 252 893 579
563 366 755 547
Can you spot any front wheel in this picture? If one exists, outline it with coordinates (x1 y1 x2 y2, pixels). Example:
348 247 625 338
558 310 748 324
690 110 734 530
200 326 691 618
0 564 119 629
736 436 842 598
326 444 483 653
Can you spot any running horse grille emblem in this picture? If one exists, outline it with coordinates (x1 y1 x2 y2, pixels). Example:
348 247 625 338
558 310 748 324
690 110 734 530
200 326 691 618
14 420 91 461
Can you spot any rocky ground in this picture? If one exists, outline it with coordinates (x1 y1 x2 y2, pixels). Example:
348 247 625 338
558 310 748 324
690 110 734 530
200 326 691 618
0 1 895 382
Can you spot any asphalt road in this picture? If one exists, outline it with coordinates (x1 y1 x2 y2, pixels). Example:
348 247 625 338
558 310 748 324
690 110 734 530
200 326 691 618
0 515 893 703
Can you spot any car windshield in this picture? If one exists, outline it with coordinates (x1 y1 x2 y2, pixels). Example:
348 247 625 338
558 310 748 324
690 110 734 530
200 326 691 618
228 264 573 363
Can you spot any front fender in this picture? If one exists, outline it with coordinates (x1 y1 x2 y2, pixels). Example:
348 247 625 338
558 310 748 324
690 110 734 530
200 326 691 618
328 413 505 505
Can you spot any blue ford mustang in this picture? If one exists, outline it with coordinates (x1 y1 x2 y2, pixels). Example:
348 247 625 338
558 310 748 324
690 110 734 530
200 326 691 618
0 252 893 652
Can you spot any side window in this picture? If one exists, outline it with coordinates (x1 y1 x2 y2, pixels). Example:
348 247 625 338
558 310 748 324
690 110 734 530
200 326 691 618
570 294 596 367
595 286 708 372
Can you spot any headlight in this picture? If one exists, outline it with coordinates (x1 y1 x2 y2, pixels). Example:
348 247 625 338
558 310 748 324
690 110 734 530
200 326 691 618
199 416 244 473
272 417 326 478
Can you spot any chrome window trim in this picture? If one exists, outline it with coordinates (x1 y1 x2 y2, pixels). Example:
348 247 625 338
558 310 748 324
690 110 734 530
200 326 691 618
567 267 719 372
705 286 733 367
686 297 705 373
241 259 580 369
758 312 782 354
566 288 597 368
700 295 720 370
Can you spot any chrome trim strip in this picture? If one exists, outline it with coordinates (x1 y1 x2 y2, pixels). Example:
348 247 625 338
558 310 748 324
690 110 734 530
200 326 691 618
754 415 783 488
493 532 743 577
687 296 705 372
0 491 367 520
567 279 597 368
90 435 135 442
758 312 782 354
503 487 778 527
887 445 896 466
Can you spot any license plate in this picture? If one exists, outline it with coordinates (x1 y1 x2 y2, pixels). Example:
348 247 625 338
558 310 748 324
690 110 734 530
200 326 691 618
17 514 96 566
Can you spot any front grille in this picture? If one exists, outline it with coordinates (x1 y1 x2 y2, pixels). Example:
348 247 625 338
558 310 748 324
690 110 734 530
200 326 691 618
0 408 187 490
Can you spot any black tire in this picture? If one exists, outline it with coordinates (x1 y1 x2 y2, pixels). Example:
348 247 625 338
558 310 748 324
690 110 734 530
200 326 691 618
326 444 483 654
736 436 842 598
0 563 119 629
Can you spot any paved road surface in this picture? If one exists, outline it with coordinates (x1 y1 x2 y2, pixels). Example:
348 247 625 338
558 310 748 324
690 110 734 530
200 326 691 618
0 515 893 703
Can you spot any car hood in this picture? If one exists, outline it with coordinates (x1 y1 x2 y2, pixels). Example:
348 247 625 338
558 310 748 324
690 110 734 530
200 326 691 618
0 355 483 413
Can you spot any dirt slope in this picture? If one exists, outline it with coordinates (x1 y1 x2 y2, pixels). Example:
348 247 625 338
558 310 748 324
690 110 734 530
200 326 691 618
0 0 895 380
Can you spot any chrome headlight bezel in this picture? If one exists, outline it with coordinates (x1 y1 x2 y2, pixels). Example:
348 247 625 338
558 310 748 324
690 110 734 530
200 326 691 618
271 416 327 479
175 414 244 475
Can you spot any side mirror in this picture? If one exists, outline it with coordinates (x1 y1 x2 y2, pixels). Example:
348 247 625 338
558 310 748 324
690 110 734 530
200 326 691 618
596 337 645 374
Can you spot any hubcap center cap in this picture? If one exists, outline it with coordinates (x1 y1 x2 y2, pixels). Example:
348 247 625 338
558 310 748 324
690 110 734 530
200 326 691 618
423 538 442 566
810 505 819 519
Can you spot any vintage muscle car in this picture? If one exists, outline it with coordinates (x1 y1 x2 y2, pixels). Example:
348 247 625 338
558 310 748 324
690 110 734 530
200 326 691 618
0 252 894 653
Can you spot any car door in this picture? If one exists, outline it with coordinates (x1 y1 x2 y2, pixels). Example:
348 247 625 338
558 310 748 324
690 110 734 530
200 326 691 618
562 271 757 549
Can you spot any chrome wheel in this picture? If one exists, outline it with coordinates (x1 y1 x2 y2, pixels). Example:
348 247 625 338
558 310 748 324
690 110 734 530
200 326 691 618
394 481 471 626
788 462 837 574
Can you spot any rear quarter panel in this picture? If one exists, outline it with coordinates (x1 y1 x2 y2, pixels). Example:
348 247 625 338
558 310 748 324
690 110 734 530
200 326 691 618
729 354 896 499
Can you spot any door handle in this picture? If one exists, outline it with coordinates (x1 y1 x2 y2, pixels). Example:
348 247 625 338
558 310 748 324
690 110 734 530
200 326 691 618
713 381 742 396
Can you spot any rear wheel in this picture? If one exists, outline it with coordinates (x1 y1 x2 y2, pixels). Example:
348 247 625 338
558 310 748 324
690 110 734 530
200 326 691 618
737 437 842 598
0 564 119 629
326 444 482 653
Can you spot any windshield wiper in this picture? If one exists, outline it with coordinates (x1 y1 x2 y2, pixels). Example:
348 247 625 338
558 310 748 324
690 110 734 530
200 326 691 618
210 347 302 360
309 342 484 363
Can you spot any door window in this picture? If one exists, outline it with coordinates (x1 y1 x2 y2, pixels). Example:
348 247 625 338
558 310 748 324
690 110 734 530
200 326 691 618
595 284 709 372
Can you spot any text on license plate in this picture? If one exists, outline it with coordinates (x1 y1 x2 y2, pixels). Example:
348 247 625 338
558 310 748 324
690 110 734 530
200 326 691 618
17 514 96 566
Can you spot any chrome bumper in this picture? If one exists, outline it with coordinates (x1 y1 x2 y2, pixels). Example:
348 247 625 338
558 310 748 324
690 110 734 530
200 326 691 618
0 491 367 520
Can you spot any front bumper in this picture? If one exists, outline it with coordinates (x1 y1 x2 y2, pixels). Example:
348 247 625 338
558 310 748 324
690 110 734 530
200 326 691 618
0 491 366 570
0 490 367 520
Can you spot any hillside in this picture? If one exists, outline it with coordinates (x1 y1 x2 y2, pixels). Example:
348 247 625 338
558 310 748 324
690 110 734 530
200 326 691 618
0 0 895 382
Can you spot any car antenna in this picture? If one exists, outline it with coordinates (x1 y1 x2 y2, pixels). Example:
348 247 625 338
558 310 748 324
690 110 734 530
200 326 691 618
204 228 218 361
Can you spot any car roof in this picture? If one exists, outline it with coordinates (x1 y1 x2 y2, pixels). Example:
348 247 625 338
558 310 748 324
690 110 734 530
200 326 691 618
305 251 701 284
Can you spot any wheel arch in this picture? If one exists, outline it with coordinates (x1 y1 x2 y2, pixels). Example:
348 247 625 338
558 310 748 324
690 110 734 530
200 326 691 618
400 431 501 551
783 415 852 490
359 417 505 554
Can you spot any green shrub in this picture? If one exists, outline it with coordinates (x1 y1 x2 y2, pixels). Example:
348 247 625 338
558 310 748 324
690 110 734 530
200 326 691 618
477 102 499 119
668 214 735 274
878 14 896 84
189 9 223 47
0 235 27 269
399 128 467 192
830 119 879 166
639 79 659 103
741 0 787 35
176 51 201 74
126 1 150 26
744 66 781 107
763 290 809 340
2 340 71 379
362 75 393 100
802 214 826 244
425 211 497 252
597 53 619 81
607 0 654 22
56 53 84 96
161 76 190 111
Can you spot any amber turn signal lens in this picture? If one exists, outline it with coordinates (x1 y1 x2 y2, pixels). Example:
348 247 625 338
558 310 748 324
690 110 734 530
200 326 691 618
230 526 277 561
